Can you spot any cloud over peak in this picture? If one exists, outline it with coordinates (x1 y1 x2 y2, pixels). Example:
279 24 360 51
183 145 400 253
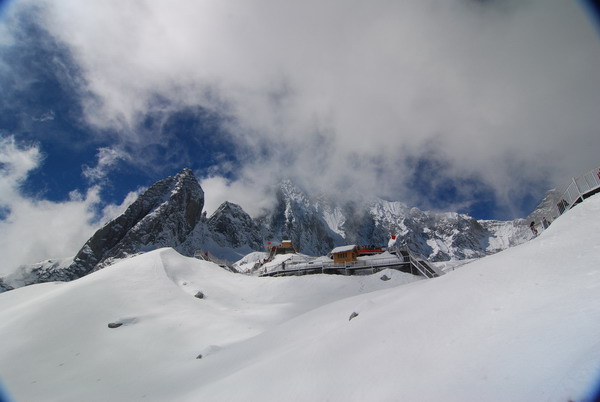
4 0 600 220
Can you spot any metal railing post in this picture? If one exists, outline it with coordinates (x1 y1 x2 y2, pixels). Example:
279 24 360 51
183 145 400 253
572 177 582 201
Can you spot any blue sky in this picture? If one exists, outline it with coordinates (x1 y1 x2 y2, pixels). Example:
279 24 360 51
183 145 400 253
1 0 600 271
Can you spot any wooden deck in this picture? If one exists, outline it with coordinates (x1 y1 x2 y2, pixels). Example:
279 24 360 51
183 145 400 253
259 250 442 279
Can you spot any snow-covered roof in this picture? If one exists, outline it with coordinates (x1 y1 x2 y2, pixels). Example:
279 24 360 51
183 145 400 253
330 245 358 254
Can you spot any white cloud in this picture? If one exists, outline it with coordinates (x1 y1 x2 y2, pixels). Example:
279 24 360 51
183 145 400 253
0 136 133 276
82 147 131 184
200 175 276 217
9 0 600 218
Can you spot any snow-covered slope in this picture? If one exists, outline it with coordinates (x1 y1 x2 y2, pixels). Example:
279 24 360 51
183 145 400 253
1 194 599 401
0 248 419 402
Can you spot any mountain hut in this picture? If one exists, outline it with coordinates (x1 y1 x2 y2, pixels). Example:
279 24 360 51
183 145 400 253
280 240 294 250
330 245 359 264
266 240 297 261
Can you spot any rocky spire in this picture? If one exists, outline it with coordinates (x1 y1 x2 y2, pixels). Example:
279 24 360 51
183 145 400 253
207 201 264 250
52 168 204 281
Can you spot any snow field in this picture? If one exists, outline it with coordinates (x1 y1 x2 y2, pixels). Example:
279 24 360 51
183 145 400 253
191 195 600 401
0 194 599 401
0 248 419 401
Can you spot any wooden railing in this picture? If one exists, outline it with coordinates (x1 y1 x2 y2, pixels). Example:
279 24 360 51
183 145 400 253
259 250 441 279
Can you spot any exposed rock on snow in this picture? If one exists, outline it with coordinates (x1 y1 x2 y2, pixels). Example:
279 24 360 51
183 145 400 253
0 279 12 292
197 345 223 359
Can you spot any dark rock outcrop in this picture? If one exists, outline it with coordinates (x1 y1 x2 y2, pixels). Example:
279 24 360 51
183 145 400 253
4 169 206 287
257 180 336 256
0 279 13 292
207 202 264 250
70 168 204 277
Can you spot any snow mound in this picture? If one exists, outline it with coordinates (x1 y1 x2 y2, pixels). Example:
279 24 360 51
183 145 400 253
231 251 268 273
0 247 419 401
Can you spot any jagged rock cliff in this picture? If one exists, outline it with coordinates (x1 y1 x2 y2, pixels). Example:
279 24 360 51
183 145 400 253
5 169 204 286
207 201 264 250
250 180 530 261
72 168 204 276
256 180 336 256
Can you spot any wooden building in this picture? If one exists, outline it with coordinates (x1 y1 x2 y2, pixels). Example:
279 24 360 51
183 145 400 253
280 240 294 250
266 240 297 261
330 245 359 264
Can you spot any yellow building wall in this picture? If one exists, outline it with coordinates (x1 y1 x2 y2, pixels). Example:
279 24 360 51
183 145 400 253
332 251 357 264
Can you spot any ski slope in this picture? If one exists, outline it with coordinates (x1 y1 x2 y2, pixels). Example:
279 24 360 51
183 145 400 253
1 195 600 401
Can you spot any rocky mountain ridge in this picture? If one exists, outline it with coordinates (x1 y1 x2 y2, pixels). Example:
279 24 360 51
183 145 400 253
255 180 531 260
2 169 533 290
4 169 205 288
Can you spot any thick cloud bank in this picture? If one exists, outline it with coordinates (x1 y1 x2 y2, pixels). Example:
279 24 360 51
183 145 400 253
3 0 600 220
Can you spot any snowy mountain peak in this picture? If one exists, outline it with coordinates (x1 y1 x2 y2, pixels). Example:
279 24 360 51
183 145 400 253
368 198 411 221
277 179 312 208
74 168 205 272
211 201 245 216
207 201 264 250
7 169 206 287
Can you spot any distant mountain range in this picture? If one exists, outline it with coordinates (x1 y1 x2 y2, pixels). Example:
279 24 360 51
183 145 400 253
1 168 534 291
